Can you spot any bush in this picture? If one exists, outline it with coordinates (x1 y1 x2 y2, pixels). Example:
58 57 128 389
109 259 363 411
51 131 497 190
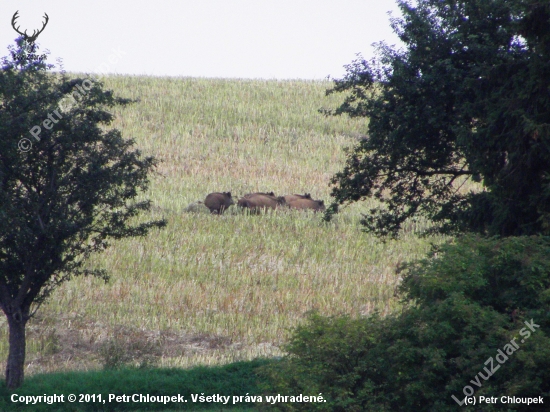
259 236 550 411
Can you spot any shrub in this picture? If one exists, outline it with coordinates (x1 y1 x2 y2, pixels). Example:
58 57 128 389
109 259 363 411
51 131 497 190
259 236 550 411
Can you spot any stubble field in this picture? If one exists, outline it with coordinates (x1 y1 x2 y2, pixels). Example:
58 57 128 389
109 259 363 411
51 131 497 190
0 75 455 375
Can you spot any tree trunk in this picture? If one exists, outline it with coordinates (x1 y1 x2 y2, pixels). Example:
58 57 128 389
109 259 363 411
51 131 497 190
5 312 27 389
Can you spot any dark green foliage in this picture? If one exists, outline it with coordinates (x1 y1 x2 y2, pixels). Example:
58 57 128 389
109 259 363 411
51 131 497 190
323 0 550 238
259 236 550 411
0 39 166 388
0 360 267 411
258 314 386 412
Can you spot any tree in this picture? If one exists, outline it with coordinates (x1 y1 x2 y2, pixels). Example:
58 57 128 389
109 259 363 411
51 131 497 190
0 39 166 388
323 0 550 238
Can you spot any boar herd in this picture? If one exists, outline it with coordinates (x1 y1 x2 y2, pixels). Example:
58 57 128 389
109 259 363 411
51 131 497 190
201 192 325 215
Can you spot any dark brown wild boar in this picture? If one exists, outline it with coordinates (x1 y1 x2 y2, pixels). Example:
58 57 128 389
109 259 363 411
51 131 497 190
243 191 275 198
288 198 325 212
283 193 311 203
238 193 287 214
204 192 235 214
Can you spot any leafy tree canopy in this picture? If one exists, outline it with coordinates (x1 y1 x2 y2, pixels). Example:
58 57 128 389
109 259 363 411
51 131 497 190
0 39 165 388
324 0 550 238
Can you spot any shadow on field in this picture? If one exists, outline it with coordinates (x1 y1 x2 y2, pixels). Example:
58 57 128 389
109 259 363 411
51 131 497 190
0 313 241 376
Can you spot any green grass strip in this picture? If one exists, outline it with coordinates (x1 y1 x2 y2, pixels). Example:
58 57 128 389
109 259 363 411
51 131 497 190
0 359 271 411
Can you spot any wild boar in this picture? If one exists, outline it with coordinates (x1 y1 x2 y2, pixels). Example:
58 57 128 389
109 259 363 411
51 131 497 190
238 193 287 214
283 193 311 203
204 192 235 214
243 191 275 198
184 201 210 214
288 198 325 212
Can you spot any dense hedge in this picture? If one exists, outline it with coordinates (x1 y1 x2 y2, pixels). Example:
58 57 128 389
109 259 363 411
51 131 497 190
259 236 550 411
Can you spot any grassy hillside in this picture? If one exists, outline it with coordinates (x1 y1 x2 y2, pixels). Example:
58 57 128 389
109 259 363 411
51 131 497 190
0 76 456 375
